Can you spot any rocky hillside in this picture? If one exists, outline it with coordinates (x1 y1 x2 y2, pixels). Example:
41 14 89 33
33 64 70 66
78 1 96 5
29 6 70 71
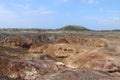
0 31 120 80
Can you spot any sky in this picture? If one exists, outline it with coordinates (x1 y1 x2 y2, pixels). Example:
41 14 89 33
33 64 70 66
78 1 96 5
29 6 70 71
0 0 120 30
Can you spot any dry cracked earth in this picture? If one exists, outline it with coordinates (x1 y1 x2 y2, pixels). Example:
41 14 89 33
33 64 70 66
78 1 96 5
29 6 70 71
0 31 120 80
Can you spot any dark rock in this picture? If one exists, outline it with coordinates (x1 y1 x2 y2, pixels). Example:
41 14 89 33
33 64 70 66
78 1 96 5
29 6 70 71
0 56 65 79
39 68 116 80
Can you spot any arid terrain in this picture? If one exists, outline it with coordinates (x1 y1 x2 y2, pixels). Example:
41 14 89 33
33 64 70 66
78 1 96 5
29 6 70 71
0 26 120 80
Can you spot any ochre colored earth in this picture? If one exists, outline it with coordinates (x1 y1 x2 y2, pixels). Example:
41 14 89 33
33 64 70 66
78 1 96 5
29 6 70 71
0 31 120 80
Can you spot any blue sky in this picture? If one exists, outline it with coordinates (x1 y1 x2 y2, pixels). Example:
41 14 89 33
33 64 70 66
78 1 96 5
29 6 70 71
0 0 120 30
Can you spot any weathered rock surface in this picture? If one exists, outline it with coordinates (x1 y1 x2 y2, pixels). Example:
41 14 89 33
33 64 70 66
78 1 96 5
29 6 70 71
0 37 44 49
0 73 16 80
64 49 120 72
0 32 120 80
39 68 119 80
57 37 108 47
0 55 65 79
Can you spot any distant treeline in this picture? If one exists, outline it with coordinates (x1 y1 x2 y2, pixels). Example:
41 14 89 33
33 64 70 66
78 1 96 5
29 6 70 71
0 28 56 32
0 25 91 32
0 25 119 32
112 29 120 32
97 29 120 32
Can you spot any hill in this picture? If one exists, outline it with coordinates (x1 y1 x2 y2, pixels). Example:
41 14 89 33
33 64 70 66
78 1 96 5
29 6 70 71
59 25 91 31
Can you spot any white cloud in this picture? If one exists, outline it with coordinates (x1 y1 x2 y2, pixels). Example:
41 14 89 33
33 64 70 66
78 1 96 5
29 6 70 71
98 16 120 24
81 0 99 4
97 16 120 29
14 3 31 10
59 0 69 3
24 9 56 16
0 6 10 16
63 0 69 2
88 0 99 4
0 3 56 28
99 8 120 14
11 2 56 16
0 3 56 17
81 15 120 30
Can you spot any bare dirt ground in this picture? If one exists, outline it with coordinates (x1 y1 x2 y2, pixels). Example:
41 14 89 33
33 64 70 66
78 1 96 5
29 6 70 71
0 30 120 80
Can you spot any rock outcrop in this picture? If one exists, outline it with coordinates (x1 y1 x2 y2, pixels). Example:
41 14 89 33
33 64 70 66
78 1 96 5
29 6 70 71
0 31 120 80
39 68 118 80
64 49 120 72
0 56 65 79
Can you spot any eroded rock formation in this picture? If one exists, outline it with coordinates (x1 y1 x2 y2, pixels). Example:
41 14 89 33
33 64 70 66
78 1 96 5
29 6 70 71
39 68 117 80
0 56 65 79
0 32 120 80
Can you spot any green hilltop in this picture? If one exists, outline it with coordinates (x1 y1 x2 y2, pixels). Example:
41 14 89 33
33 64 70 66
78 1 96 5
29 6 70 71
59 25 91 31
